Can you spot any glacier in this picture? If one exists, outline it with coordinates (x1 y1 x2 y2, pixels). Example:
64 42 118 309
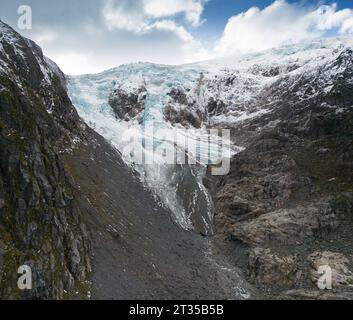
68 62 237 234
67 36 353 233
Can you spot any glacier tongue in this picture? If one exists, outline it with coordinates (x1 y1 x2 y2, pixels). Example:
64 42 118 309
68 63 235 234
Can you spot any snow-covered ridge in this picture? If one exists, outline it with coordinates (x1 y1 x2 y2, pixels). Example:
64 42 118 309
0 21 63 86
0 21 68 117
192 36 353 71
191 36 353 125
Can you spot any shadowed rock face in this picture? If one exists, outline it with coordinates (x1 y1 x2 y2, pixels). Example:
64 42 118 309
164 104 203 129
163 86 204 129
0 21 91 299
109 85 146 122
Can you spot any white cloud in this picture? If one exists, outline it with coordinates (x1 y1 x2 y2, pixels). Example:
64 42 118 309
10 0 353 75
35 17 210 75
103 0 147 32
307 5 353 33
144 19 194 42
95 0 209 74
103 0 205 33
50 52 103 75
143 0 204 26
341 17 353 33
41 28 210 75
215 0 353 57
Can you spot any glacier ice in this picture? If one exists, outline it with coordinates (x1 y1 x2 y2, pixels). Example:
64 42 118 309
68 62 236 233
67 36 353 233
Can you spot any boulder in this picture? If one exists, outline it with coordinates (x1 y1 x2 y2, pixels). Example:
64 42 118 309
231 202 340 246
249 247 298 286
308 251 353 289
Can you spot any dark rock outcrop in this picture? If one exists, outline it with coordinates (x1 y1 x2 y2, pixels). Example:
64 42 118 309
164 84 205 129
0 21 91 299
164 104 203 129
108 84 146 122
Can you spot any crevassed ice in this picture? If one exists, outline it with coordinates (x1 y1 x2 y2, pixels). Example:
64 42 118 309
68 63 235 231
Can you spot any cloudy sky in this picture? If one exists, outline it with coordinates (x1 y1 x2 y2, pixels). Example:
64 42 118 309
1 0 353 74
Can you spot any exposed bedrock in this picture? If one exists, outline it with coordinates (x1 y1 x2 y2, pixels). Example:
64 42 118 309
0 21 91 299
206 47 353 299
108 84 146 122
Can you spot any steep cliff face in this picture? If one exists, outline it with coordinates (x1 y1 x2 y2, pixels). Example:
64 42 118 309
0 21 91 299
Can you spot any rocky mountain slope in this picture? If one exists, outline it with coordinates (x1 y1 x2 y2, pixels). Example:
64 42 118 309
63 130 256 299
1 19 353 300
68 36 353 299
0 21 257 300
0 21 92 299
203 40 353 299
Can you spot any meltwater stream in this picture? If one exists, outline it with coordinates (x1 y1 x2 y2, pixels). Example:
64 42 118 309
68 62 236 235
